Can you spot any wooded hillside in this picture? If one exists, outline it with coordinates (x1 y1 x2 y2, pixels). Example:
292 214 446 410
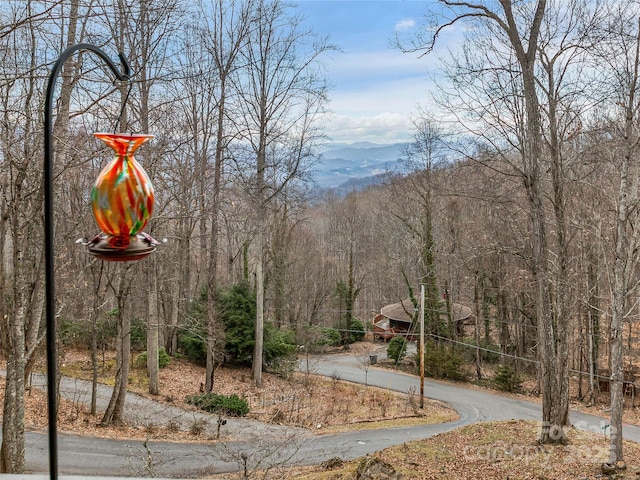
2 0 640 474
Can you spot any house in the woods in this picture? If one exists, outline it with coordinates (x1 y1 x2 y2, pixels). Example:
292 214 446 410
372 298 474 341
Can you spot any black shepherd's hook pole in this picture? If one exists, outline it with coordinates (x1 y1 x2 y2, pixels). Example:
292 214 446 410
44 43 130 480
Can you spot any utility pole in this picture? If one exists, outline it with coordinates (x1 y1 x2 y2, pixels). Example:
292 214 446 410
420 284 425 408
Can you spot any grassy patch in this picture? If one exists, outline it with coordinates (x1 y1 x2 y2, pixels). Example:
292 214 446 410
320 411 456 434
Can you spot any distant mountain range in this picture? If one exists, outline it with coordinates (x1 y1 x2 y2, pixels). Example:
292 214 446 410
312 142 408 193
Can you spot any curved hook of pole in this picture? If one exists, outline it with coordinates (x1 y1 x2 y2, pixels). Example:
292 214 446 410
118 51 131 80
43 43 131 480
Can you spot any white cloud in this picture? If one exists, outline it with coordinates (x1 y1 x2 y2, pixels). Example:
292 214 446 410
328 47 438 86
320 112 412 144
320 49 439 143
329 69 434 113
316 37 451 143
321 73 448 144
395 18 416 32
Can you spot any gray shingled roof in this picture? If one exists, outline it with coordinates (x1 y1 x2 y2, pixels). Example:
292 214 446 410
380 298 473 324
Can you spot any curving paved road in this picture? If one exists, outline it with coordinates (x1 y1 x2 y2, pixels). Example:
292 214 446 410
14 353 640 477
303 353 640 440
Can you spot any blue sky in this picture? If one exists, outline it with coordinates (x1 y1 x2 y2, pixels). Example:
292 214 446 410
296 1 440 145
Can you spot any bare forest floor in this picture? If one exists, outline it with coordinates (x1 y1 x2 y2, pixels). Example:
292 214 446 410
0 342 455 443
493 368 640 427
250 420 640 480
386 348 640 427
3 341 640 479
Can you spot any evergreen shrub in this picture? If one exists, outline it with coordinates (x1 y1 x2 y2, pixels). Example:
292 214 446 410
387 336 407 363
179 281 297 368
420 341 466 380
312 326 341 347
186 392 249 416
349 318 366 343
494 364 523 392
135 348 171 369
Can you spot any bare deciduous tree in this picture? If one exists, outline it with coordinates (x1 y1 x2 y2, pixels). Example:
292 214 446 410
0 0 81 471
199 0 255 393
400 0 603 443
232 0 331 386
590 5 640 469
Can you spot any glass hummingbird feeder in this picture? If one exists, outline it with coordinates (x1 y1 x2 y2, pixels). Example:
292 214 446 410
87 132 158 261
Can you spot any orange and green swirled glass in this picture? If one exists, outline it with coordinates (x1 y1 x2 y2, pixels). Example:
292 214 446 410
91 133 154 249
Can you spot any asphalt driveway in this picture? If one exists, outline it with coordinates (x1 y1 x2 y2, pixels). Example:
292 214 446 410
10 352 640 477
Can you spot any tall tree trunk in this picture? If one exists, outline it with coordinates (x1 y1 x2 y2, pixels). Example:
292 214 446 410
147 257 160 395
587 248 600 405
504 0 568 443
545 51 571 431
606 17 640 468
1 308 26 473
89 262 104 415
102 267 132 425
0 0 81 472
609 158 629 466
253 227 265 387
252 93 267 387
205 77 225 393
473 272 482 380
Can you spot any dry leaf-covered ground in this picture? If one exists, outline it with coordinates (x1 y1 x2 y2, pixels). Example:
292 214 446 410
4 343 640 479
266 420 640 480
1 344 455 442
392 354 640 427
